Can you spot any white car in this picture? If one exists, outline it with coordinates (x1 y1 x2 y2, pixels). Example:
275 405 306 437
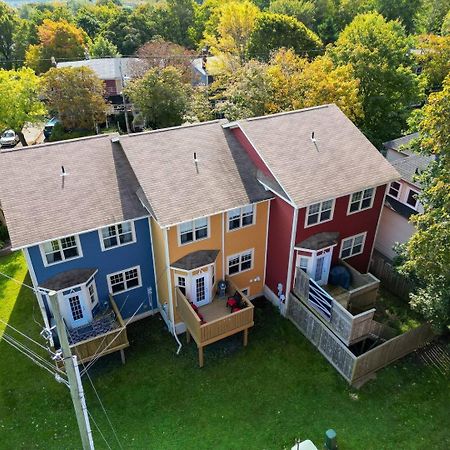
0 130 20 148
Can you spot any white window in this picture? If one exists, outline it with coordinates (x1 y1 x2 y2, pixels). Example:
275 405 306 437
228 205 255 230
68 294 84 321
348 188 375 214
176 275 187 295
87 280 98 306
306 199 334 226
340 233 366 259
41 235 81 266
406 189 419 209
388 181 401 198
179 218 208 245
107 266 142 294
299 256 309 272
228 250 253 275
100 221 135 250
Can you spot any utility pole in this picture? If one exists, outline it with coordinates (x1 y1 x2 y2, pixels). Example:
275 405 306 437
48 291 95 450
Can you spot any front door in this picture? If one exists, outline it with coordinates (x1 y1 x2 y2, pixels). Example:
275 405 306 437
191 272 210 307
63 291 91 329
313 250 332 286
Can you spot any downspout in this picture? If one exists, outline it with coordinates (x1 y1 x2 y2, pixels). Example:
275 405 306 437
284 207 299 316
163 227 182 355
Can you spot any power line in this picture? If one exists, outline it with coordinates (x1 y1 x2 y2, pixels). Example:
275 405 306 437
87 410 113 450
0 317 51 352
0 270 50 295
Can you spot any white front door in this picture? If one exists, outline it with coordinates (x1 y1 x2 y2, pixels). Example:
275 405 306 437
63 290 92 329
313 250 332 286
191 272 210 307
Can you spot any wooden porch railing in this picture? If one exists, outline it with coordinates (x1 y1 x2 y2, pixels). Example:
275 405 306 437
175 276 254 367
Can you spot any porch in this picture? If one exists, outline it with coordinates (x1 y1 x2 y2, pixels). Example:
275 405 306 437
66 296 129 365
175 276 254 367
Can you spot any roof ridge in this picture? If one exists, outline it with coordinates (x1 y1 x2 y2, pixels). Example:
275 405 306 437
245 104 332 122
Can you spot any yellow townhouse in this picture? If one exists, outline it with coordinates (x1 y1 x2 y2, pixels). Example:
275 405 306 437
118 120 273 366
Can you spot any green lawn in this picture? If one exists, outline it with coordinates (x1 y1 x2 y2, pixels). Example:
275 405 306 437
1 251 449 449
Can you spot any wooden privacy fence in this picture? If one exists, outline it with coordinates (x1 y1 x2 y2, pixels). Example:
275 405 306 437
287 293 434 386
370 252 412 300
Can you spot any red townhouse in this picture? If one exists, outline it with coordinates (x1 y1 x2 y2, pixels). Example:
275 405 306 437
225 104 400 311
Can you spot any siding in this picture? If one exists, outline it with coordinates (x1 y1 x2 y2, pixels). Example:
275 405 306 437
28 217 156 320
150 217 170 305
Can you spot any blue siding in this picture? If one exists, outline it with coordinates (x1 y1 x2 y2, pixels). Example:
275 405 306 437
28 217 157 320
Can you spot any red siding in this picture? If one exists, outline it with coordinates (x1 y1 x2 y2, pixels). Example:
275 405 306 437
294 185 387 276
231 127 273 177
104 79 117 96
265 196 294 295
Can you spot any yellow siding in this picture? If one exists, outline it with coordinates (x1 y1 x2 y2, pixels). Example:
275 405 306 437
150 217 169 306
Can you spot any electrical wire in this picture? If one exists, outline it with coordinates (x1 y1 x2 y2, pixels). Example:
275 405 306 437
87 410 113 450
0 270 50 295
0 317 52 352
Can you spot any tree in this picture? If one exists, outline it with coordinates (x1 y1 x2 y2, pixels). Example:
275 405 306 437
0 68 46 146
42 67 107 131
415 34 450 90
398 75 450 331
125 66 189 129
90 35 120 58
204 1 259 62
0 1 19 69
247 12 322 62
25 19 88 73
416 0 449 34
442 9 450 35
329 12 421 146
374 0 422 34
269 0 316 29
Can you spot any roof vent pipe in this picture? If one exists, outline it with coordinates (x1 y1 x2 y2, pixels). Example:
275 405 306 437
61 166 67 177
311 131 316 143
193 152 199 174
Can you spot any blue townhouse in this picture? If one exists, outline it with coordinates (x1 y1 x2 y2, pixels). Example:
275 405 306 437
0 134 157 355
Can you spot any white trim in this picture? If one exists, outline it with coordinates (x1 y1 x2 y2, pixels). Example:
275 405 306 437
177 216 210 247
257 180 295 207
126 308 159 324
387 181 401 199
221 212 225 280
405 187 420 210
240 287 250 296
235 124 297 206
339 232 367 260
163 227 175 335
226 248 254 276
169 261 216 273
12 214 150 252
39 234 83 267
98 220 136 252
226 204 256 232
148 217 159 307
304 198 335 228
264 284 280 307
347 188 376 216
263 199 271 288
87 278 99 308
284 207 299 315
107 265 142 295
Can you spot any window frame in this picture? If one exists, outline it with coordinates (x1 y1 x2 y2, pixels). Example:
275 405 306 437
339 232 367 260
40 235 83 267
99 221 136 251
107 266 142 295
87 278 99 307
178 217 210 246
347 188 376 215
405 188 420 210
227 249 254 276
227 204 256 232
304 199 335 228
387 181 401 199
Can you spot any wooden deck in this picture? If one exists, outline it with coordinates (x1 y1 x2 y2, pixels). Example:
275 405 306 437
175 276 254 367
68 297 129 365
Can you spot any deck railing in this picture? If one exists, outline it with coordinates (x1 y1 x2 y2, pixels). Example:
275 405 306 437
69 297 129 365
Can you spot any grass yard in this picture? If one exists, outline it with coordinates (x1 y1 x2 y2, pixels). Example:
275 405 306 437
1 251 449 449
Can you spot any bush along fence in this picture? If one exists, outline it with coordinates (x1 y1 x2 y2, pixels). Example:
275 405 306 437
288 268 434 387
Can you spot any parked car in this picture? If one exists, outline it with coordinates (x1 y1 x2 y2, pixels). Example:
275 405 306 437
0 130 20 148
43 117 60 140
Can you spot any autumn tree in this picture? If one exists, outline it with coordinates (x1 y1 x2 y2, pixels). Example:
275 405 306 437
25 19 88 73
125 66 189 129
329 12 421 146
0 68 46 145
269 0 316 29
247 12 322 62
398 75 450 331
42 67 107 131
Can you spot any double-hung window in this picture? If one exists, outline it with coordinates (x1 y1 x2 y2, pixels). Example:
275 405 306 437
41 236 81 265
179 218 208 245
87 280 99 306
228 250 253 275
406 189 419 209
228 205 255 230
107 266 142 294
306 199 334 226
340 233 366 259
388 181 401 198
348 188 375 214
100 221 135 250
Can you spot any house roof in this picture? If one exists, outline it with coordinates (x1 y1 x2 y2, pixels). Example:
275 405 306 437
40 268 97 291
237 104 400 208
296 232 340 251
119 121 273 228
390 153 433 188
0 134 147 249
57 58 143 81
171 249 220 271
383 132 419 152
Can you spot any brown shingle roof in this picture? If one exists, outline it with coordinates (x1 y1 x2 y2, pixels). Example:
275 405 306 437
119 121 273 227
0 134 147 249
238 104 400 207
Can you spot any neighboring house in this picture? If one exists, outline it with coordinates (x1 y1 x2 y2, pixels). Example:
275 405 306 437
0 135 157 338
226 104 400 310
375 133 433 260
118 121 273 335
0 200 5 226
191 56 217 86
